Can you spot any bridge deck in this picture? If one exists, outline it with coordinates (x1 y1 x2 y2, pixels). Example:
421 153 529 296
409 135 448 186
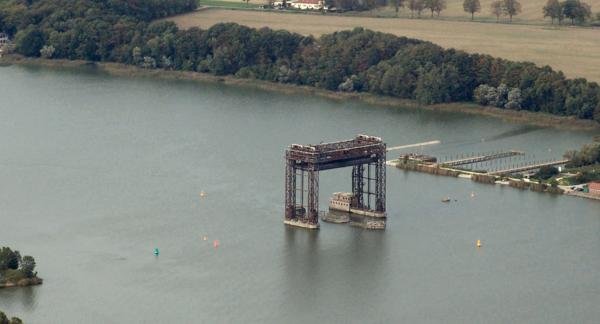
487 159 569 175
443 150 524 167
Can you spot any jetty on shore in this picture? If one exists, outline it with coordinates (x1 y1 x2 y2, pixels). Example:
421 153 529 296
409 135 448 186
388 149 575 196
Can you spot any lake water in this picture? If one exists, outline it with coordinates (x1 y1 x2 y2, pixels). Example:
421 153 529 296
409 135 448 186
0 65 599 323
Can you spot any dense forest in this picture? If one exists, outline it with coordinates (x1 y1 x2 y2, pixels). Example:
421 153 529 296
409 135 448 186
1 0 599 123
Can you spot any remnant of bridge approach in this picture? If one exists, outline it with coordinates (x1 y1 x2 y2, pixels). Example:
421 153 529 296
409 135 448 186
284 134 386 229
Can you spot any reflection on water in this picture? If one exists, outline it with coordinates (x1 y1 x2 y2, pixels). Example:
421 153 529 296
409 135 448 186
0 65 599 323
0 286 38 311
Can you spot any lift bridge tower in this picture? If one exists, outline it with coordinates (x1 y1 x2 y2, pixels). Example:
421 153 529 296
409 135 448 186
284 134 386 229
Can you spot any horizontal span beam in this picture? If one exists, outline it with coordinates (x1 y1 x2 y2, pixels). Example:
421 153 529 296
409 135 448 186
293 156 382 171
387 140 440 151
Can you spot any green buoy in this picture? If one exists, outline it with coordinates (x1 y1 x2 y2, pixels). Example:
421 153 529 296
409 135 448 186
153 248 160 256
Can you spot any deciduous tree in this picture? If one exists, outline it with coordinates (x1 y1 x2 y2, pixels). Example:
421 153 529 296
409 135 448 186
390 0 406 16
423 0 446 17
463 0 481 20
0 247 20 271
14 26 45 57
543 0 563 24
490 1 503 22
562 0 591 25
20 256 36 278
502 0 521 23
408 0 424 18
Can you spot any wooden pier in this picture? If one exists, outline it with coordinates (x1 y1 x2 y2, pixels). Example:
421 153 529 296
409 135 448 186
487 159 570 176
442 150 524 167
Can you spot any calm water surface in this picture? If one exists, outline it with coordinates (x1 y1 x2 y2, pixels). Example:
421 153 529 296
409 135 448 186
0 65 599 323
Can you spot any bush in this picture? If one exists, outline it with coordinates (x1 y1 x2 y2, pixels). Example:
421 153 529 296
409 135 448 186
14 26 45 57
0 247 20 271
564 143 600 167
534 166 559 180
20 256 36 278
474 83 522 109
0 311 23 324
39 45 55 59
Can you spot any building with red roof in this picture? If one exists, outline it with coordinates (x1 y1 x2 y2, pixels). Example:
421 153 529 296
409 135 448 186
588 181 600 196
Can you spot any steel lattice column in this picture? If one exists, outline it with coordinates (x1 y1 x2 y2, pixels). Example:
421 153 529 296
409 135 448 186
306 167 319 225
375 153 386 212
352 164 364 209
284 155 296 220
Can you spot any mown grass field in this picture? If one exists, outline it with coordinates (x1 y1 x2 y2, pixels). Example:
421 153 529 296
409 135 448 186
171 8 600 82
201 0 600 24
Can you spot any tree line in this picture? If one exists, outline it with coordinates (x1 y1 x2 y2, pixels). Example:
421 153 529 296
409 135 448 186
326 0 597 25
564 143 600 168
0 247 37 281
543 0 593 24
1 0 599 123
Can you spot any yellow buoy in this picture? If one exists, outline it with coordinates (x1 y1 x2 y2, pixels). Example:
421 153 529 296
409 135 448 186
200 191 206 198
476 239 482 248
202 236 207 241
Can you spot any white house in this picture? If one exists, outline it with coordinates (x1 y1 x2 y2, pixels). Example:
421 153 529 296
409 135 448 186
273 0 325 10
290 0 324 10
0 33 9 47
0 33 10 57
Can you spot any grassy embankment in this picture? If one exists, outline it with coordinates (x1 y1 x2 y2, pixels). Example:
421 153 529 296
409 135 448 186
172 8 600 83
2 55 599 132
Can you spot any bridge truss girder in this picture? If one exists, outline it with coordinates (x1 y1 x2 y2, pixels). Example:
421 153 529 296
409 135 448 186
284 135 386 228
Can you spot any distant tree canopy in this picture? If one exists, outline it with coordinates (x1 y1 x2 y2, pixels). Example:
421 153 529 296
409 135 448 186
544 0 592 25
490 0 503 21
0 311 23 324
423 0 446 17
463 0 481 20
543 0 564 24
0 247 20 271
562 0 592 24
1 0 599 124
502 0 522 22
408 0 425 17
0 247 37 279
534 166 560 180
390 0 406 15
565 143 600 167
488 0 521 22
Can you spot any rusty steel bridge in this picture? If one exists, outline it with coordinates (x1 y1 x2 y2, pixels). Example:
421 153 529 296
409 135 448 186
284 134 386 229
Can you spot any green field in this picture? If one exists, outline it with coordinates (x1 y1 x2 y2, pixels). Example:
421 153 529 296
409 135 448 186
199 0 600 24
171 8 600 82
200 0 264 9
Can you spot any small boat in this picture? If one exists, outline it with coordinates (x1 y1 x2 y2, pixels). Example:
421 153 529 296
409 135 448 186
441 197 451 203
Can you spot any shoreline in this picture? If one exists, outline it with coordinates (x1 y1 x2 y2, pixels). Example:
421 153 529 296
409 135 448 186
387 159 600 202
2 55 599 132
0 277 43 289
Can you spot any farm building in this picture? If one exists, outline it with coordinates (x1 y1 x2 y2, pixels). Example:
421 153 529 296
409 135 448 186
273 0 325 10
291 0 324 10
588 182 600 196
0 33 9 46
